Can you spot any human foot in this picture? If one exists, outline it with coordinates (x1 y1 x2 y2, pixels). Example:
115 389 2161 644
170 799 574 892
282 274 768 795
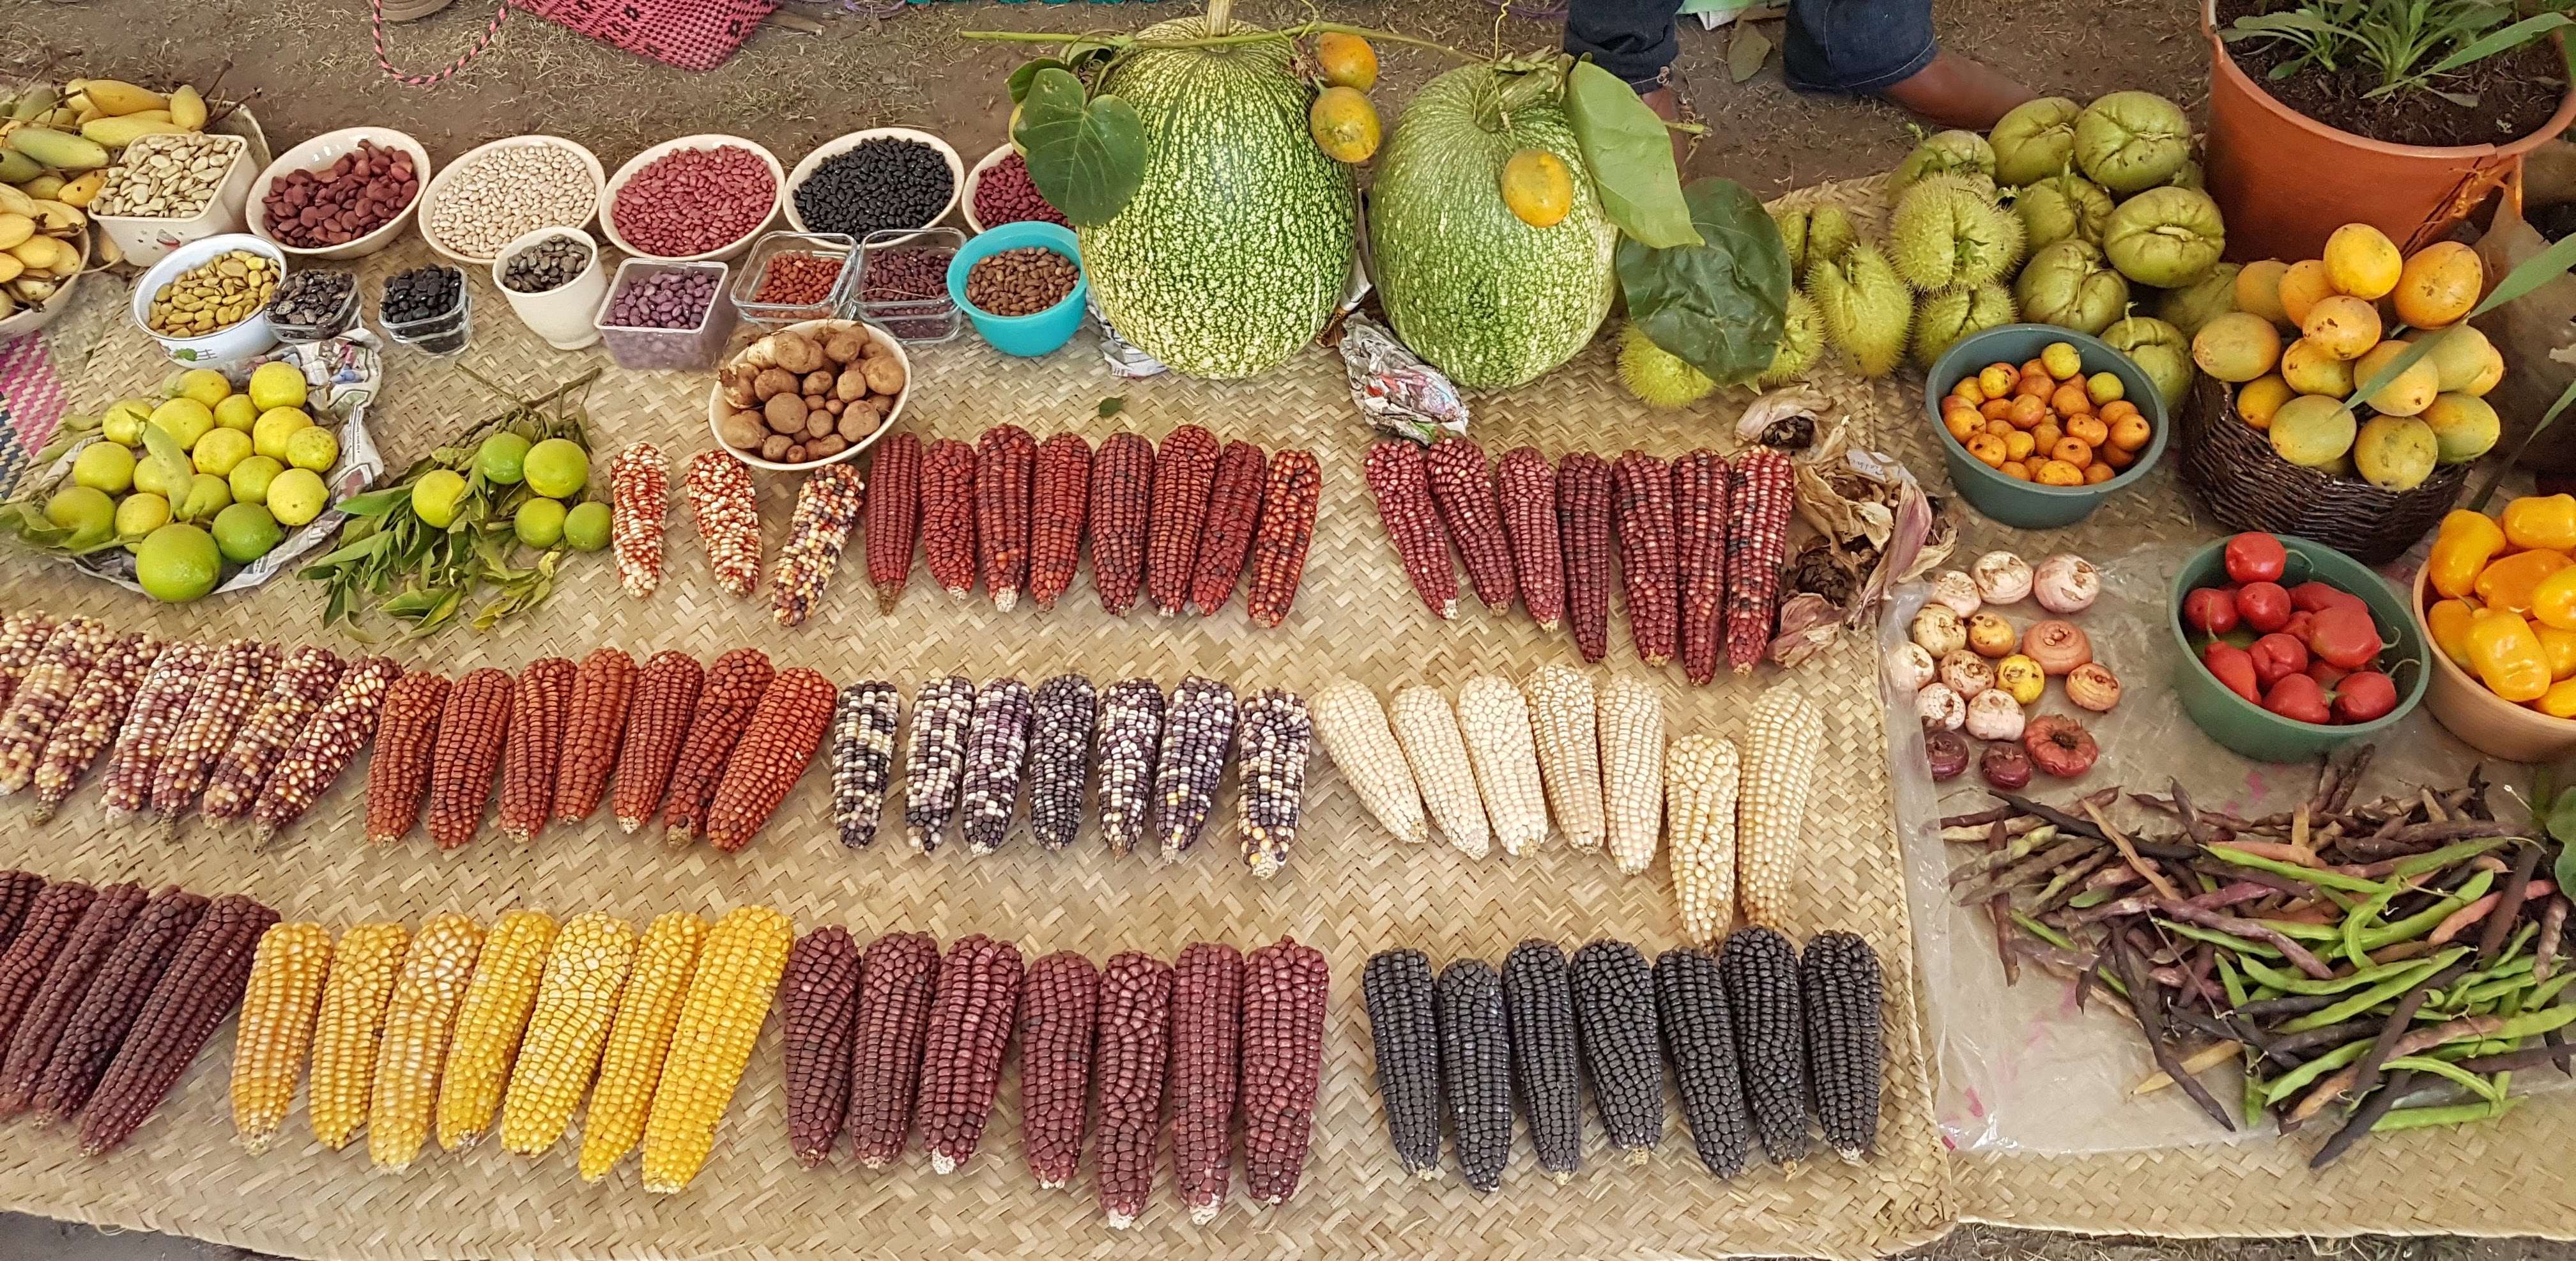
1880 52 2036 130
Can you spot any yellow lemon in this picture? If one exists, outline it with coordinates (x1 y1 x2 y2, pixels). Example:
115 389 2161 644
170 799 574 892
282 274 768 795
148 398 214 451
252 407 312 461
247 360 307 413
2236 374 2295 430
44 485 114 548
2393 241 2482 330
191 426 254 478
176 367 231 409
410 468 466 528
2192 312 2282 383
2323 223 2404 299
2281 338 2355 398
178 472 232 523
114 491 170 545
2235 259 2292 327
71 440 134 495
2301 294 2382 360
266 467 328 528
228 455 282 507
285 426 339 473
1501 150 1574 229
212 393 258 433
2278 259 2338 327
101 399 152 446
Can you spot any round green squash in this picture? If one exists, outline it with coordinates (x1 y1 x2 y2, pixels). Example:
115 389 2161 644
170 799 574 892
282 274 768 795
1368 65 1618 391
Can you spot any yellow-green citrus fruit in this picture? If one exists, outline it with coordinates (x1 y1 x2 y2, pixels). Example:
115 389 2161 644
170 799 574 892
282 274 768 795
564 500 613 553
176 367 231 408
247 360 307 412
150 398 214 451
101 399 152 446
2324 223 2403 300
2192 312 2283 383
266 468 328 528
1500 150 1574 229
1616 324 1714 409
213 393 257 433
515 497 567 549
211 502 283 564
130 449 180 499
2281 338 2354 398
476 432 532 485
2301 294 2382 360
191 427 252 478
2354 339 2439 416
2041 341 2082 380
1317 31 1379 91
2087 371 2124 405
2393 241 2481 330
2235 259 2292 327
114 491 169 545
411 468 467 528
252 407 312 461
523 438 589 499
2426 325 2504 396
134 522 221 603
178 473 231 523
2420 392 2501 464
45 485 114 548
2278 259 2337 327
2352 414 2437 491
72 441 134 495
1308 86 1381 165
285 426 339 473
2237 375 2295 429
229 455 282 507
2269 394 2359 468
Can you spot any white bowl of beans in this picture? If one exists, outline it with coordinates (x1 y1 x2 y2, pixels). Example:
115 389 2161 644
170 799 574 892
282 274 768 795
247 126 432 261
603 134 784 265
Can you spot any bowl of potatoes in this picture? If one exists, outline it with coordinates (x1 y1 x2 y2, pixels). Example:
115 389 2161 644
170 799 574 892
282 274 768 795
706 318 910 472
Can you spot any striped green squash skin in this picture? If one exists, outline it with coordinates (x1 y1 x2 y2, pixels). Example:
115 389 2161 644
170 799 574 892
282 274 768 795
1368 65 1617 391
1082 19 1357 380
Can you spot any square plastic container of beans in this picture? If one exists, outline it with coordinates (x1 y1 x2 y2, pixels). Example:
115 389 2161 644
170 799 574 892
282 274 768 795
594 258 737 371
730 230 859 330
854 227 963 345
270 271 362 344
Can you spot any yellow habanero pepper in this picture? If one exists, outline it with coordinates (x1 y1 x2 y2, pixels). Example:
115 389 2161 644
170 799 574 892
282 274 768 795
2469 608 2554 702
2540 565 2576 632
2474 548 2573 616
2534 621 2576 680
2428 509 2508 599
2504 494 2576 552
2537 677 2576 718
2426 598 2479 667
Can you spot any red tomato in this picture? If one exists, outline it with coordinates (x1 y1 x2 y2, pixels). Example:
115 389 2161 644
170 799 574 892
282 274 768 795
2334 670 2399 723
2251 632 2310 688
2204 641 2261 703
2306 660 2349 690
2289 581 2367 615
2307 603 2383 671
2239 581 2292 633
2184 586 2241 637
2264 672 2333 724
2225 532 2288 584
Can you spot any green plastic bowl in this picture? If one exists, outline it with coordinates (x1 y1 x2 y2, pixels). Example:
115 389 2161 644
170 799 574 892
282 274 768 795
2166 534 2428 764
1923 323 2170 529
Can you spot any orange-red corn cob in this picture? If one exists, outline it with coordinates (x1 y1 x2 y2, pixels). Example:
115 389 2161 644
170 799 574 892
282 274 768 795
614 651 703 833
553 649 635 824
364 670 450 845
1028 433 1090 612
702 667 836 853
660 648 774 844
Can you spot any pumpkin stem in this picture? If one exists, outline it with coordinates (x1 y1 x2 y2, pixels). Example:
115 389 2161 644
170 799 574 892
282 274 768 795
1206 0 1233 35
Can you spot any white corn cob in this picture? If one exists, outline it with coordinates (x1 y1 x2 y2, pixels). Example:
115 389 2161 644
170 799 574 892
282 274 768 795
1522 665 1604 852
1664 734 1742 945
1736 690 1825 929
1312 679 1429 847
1597 674 1665 876
1454 676 1547 858
1387 684 1489 859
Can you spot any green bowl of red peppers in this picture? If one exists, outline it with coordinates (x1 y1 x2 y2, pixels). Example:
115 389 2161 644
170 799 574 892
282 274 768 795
2168 534 2429 764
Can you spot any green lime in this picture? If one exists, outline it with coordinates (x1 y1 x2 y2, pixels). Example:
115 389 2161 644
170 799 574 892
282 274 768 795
191 427 253 478
229 456 282 506
267 468 328 528
211 502 283 564
523 438 589 499
411 468 467 528
178 473 231 523
562 500 612 552
114 491 171 546
135 522 221 602
476 432 532 485
45 485 114 548
72 441 134 495
514 497 567 548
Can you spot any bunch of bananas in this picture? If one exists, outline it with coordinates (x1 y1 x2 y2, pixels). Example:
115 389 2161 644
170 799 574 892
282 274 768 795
0 79 216 315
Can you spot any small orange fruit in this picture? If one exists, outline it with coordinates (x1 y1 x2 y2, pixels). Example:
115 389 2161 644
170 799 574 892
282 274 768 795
2067 414 2110 447
1981 364 2018 397
2302 294 2384 360
2051 437 2095 469
2004 429 2037 461
2035 460 2085 486
2108 412 2152 451
2324 223 2404 299
1999 460 2034 481
2279 259 2338 326
2031 421 2064 451
2084 461 2117 484
1966 432 2009 467
1952 378 1988 406
2236 258 2293 327
1981 398 2015 422
2051 381 2095 417
1309 86 1381 164
1316 31 1380 91
1501 150 1574 228
2009 394 2048 429
2100 441 2137 468
2393 240 2483 330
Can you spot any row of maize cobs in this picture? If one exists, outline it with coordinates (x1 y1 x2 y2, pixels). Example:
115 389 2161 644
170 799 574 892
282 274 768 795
1314 666 1826 940
1363 927 1883 1192
1365 437 1797 682
643 422 1322 628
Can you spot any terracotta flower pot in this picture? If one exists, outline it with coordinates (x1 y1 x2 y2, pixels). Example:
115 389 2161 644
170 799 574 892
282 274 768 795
2202 0 2576 263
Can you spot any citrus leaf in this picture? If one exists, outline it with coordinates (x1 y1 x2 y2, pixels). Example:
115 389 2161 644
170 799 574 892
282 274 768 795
1098 396 1125 418
1728 26 1772 84
137 423 192 500
1565 59 1701 249
1012 68 1147 227
1614 176 1790 385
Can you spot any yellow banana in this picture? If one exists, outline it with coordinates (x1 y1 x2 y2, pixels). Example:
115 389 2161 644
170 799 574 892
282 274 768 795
25 200 84 233
80 117 187 148
0 215 33 251
168 86 206 131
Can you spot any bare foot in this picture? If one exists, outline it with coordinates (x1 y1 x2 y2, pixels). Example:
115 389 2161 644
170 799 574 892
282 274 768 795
1880 52 2037 130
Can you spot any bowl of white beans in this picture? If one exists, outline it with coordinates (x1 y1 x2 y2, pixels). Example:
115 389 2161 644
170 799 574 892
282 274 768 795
418 135 605 267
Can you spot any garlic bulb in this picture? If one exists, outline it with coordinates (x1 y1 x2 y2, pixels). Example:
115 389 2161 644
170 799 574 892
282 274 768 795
2034 553 2101 614
1972 550 2034 604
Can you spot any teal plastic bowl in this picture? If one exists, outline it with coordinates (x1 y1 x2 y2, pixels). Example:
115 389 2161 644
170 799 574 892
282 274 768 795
947 220 1085 357
2166 534 2428 764
1923 324 2171 529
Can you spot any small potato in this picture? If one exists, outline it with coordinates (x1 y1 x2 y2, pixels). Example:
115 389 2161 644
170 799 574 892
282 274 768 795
802 369 835 395
824 330 868 364
863 355 906 395
787 444 808 463
838 410 873 442
859 332 891 359
809 434 847 459
718 412 766 450
760 434 793 461
765 392 808 434
806 411 835 440
836 367 870 402
772 332 825 374
753 366 797 400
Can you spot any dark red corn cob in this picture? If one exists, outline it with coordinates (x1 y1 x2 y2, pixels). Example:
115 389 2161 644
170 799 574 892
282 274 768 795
922 438 979 598
498 656 574 843
1018 951 1100 1189
1425 437 1516 614
1674 449 1731 685
364 670 449 845
0 872 43 953
1094 951 1173 1228
1089 433 1154 615
1171 941 1243 1222
1241 936 1330 1207
77 893 278 1154
1188 440 1268 616
1497 446 1563 631
915 934 1023 1173
1557 452 1616 662
613 651 702 835
31 887 208 1122
1727 450 1797 675
425 668 513 849
1146 424 1220 616
865 431 923 613
780 926 861 1168
553 649 636 824
1367 440 1458 621
0 882 96 1053
976 424 1037 612
659 649 774 844
0 882 146 1114
1028 433 1091 612
1243 449 1321 629
845 931 941 1168
1613 451 1680 666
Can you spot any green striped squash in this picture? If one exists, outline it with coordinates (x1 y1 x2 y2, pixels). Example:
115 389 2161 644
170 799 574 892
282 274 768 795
1080 19 1357 380
1368 65 1617 391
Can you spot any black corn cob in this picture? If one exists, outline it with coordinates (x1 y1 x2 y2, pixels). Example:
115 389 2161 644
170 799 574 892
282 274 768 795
1433 957 1509 1193
1655 947 1751 1179
1571 940 1662 1163
829 681 900 849
1027 674 1095 852
1501 940 1581 1182
1722 925 1809 1165
958 677 1033 855
1362 948 1441 1180
1802 931 1883 1161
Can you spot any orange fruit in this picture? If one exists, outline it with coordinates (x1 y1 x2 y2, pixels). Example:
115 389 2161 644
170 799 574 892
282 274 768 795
1500 150 1574 228
1999 460 2034 481
2009 394 2048 428
2302 295 2384 360
2031 421 2064 452
2004 429 2037 461
2085 461 2117 484
2393 241 2483 330
2051 437 2095 469
2324 223 2404 299
1967 432 2009 467
2101 441 2137 468
2236 375 2294 429
1315 31 1380 91
2279 259 2338 327
1308 86 1381 164
2281 338 2356 397
2035 460 2085 486
2108 412 2152 451
2067 414 2110 447
2051 381 2094 417
2236 259 2292 327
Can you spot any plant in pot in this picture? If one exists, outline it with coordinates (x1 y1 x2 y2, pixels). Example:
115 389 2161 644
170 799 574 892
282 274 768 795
2207 0 2576 261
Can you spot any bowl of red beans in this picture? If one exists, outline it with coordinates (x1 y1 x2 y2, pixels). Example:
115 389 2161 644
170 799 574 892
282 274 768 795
964 145 1070 235
601 135 783 264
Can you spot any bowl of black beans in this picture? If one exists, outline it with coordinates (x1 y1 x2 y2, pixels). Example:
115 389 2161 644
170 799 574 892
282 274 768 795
378 265 470 356
785 128 963 245
490 227 605 351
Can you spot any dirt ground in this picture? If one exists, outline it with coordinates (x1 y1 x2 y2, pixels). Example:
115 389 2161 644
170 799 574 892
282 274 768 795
0 1 2542 1259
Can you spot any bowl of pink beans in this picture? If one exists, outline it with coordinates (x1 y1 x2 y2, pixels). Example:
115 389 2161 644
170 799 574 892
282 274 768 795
601 134 783 264
964 145 1070 234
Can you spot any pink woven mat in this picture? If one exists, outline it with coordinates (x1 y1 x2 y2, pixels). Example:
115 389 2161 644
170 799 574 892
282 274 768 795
0 333 70 498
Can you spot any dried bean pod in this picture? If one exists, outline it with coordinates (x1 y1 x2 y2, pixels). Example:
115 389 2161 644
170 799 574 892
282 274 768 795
1361 948 1441 1179
0 883 146 1115
1613 451 1679 666
864 431 923 612
1557 452 1616 661
1153 676 1236 862
98 640 210 823
703 666 837 853
1018 950 1099 1188
251 656 401 843
77 893 279 1155
425 669 514 849
29 633 162 823
199 645 343 823
684 450 763 598
611 443 668 598
364 670 450 845
780 926 861 1168
1146 424 1220 615
31 888 208 1122
1243 449 1321 628
845 930 940 1167
1188 439 1267 615
828 681 900 849
151 641 279 819
1027 674 1094 852
921 437 979 597
1366 440 1458 620
1170 941 1242 1221
551 649 636 825
1027 433 1090 612
1498 446 1565 631
1503 941 1583 1181
1435 957 1510 1191
0 617 113 794
1674 449 1731 685
1234 688 1312 879
1426 437 1515 613
0 614 58 716
1241 935 1328 1206
771 463 866 628
1089 432 1153 615
959 677 1033 855
1572 939 1664 1163
902 676 975 853
660 648 775 844
1726 451 1796 674
1093 951 1172 1227
613 651 703 833
976 424 1036 611
1094 677 1162 857
915 934 1022 1173
498 656 574 842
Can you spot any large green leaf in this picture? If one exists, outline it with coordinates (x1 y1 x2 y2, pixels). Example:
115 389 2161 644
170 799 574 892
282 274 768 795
1564 60 1701 249
1010 66 1147 228
1614 176 1790 385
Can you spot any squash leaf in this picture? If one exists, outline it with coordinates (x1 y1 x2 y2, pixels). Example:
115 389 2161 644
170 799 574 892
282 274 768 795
1564 60 1701 249
1614 176 1790 385
1007 59 1068 104
1011 66 1147 228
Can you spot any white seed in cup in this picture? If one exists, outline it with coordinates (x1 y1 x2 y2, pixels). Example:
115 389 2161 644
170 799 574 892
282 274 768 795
425 144 596 259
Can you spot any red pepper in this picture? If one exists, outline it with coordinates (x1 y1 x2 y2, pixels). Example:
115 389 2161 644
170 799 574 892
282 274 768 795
2289 580 2366 615
2264 672 2333 724
2184 586 2240 637
2306 660 2349 690
2281 608 2317 645
2204 641 2261 703
2225 532 2288 584
2251 632 2310 688
2239 581 2292 633
2334 670 2398 723
2307 603 2383 670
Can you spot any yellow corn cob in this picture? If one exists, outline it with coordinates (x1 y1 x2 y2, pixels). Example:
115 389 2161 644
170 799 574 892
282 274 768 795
368 914 484 1171
1598 674 1666 876
640 904 793 1193
1736 690 1824 929
578 910 707 1182
307 922 407 1150
1311 678 1429 846
1522 664 1604 851
500 913 636 1156
229 922 331 1154
1388 684 1490 858
1455 674 1548 858
1664 735 1742 946
436 909 556 1151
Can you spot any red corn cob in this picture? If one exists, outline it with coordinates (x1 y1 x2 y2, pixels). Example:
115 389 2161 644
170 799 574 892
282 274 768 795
610 442 668 600
1171 941 1243 1222
199 645 343 824
29 633 162 823
552 649 635 825
1425 437 1516 614
1027 433 1091 612
1146 425 1220 615
0 883 145 1114
702 667 837 853
915 934 1022 1173
779 927 861 1168
0 872 43 952
1496 446 1564 631
1093 952 1172 1228
31 886 208 1122
1366 440 1459 621
844 931 939 1168
864 431 923 613
252 656 402 843
77 894 279 1155
98 641 208 823
1018 951 1100 1189
1674 449 1731 685
151 640 279 819
498 657 575 842
1243 449 1321 629
1188 440 1267 616
684 451 762 599
1089 433 1154 615
425 668 514 849
364 671 450 846
613 651 703 834
1239 936 1330 1205
0 613 58 716
1612 451 1680 666
1557 453 1615 661
976 424 1037 612
0 883 96 1053
660 649 774 844
1728 449 1797 674
921 438 979 598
